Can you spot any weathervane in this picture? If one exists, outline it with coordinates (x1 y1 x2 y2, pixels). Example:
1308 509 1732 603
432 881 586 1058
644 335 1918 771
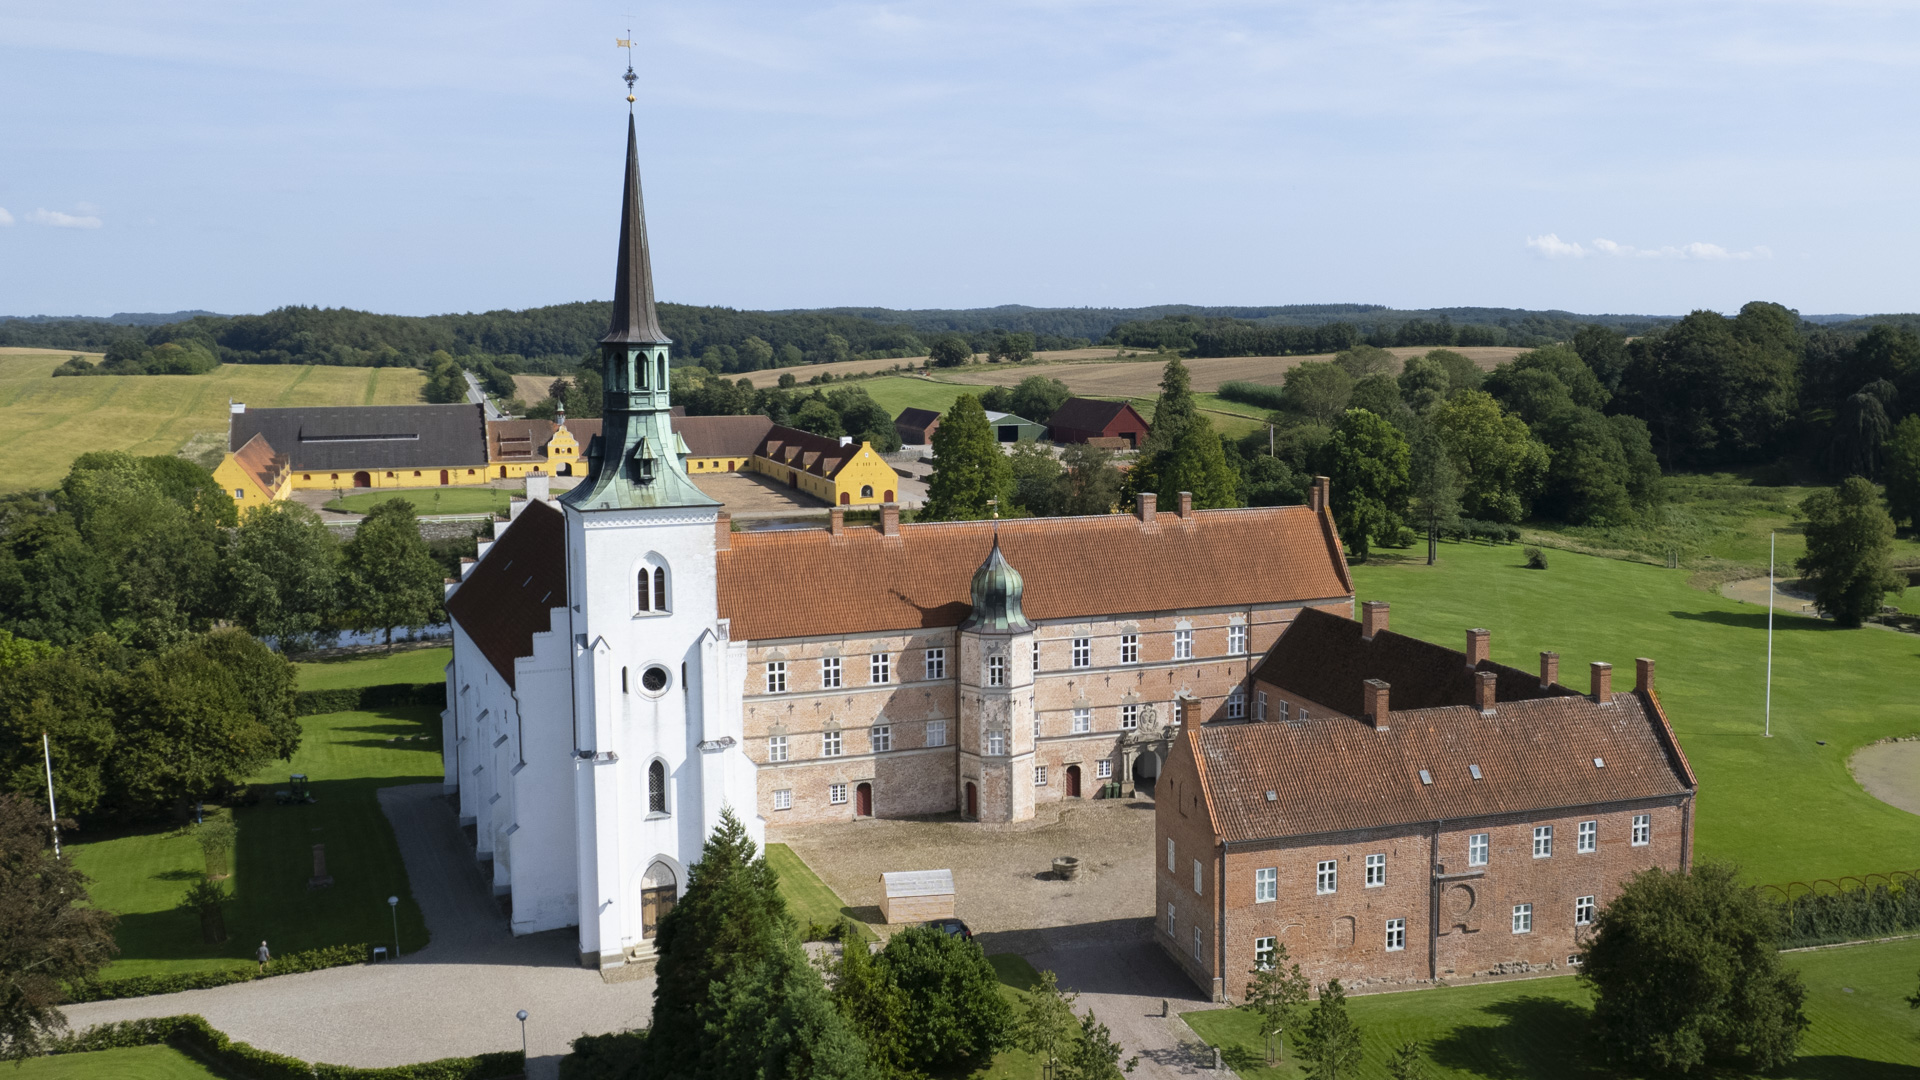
616 29 636 107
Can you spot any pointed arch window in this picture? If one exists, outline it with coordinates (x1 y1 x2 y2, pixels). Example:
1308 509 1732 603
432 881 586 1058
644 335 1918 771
637 557 671 615
648 760 667 815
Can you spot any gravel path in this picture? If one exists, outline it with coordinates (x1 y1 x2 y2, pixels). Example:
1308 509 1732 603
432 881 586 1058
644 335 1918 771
1027 928 1227 1079
64 784 654 1080
1851 740 1920 817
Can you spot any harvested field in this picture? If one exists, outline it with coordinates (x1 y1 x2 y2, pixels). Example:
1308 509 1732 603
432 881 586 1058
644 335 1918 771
511 373 562 403
939 346 1527 397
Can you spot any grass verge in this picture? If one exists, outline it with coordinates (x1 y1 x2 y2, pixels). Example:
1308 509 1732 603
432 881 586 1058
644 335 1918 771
322 488 512 516
764 842 876 942
295 646 452 690
15 1045 220 1079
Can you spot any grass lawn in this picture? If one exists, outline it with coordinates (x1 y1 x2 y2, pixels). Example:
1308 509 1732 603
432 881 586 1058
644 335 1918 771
857 376 982 419
295 646 452 690
323 488 513 516
765 842 875 942
0 353 425 492
70 706 440 978
1350 541 1920 886
1182 936 1920 1078
23 1046 221 1079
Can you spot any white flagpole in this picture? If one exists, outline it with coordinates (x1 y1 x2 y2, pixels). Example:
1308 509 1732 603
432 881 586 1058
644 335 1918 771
1765 532 1775 738
42 731 60 856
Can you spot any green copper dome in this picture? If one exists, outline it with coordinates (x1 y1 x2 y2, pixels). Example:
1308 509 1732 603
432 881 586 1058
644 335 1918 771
964 537 1030 634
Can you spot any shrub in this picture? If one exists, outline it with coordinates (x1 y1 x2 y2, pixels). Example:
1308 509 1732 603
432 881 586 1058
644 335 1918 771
44 1014 523 1079
64 943 372 1001
1770 877 1920 948
560 1030 648 1080
293 682 447 716
879 924 1013 1067
1524 546 1548 570
1216 380 1289 412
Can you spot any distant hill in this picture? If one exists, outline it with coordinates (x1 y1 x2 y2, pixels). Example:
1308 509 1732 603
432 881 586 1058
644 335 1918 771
0 310 223 325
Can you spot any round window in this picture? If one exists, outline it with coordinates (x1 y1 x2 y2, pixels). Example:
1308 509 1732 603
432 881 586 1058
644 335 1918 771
641 666 670 693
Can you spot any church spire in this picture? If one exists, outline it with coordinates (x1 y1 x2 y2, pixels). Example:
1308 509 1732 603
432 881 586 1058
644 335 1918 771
601 114 671 346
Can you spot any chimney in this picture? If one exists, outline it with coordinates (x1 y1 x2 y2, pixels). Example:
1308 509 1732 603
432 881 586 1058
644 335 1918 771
829 506 845 537
1179 698 1201 727
1540 651 1559 689
1591 662 1613 703
1465 628 1490 669
1361 600 1390 640
1176 491 1193 519
881 503 900 537
1309 475 1330 513
1362 679 1391 730
525 468 550 504
1137 492 1157 523
229 400 246 415
839 435 853 447
1475 670 1497 713
1635 657 1655 695
714 512 732 552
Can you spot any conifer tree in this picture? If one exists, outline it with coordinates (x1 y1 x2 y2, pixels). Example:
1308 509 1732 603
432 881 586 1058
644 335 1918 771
1291 980 1364 1080
1132 356 1240 508
922 396 1012 521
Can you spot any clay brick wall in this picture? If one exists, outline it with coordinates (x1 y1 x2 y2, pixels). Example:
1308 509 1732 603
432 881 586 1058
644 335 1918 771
1155 736 1229 999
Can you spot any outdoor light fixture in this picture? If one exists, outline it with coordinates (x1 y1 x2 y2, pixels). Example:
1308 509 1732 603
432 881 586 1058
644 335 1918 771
517 1010 529 1060
388 895 400 960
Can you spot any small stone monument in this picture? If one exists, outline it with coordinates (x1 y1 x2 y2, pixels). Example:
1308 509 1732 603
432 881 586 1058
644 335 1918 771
308 843 334 889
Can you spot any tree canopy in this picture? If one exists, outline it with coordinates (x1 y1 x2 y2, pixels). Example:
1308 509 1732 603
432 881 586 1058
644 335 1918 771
0 794 118 1059
1796 476 1904 627
922 396 1013 521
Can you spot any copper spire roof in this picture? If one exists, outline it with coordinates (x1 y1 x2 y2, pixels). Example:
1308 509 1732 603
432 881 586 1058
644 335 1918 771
601 113 671 346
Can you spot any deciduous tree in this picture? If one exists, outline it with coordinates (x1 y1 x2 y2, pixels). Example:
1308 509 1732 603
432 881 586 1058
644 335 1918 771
1281 362 1354 426
880 924 1012 1068
1884 416 1920 529
1323 409 1410 561
111 631 296 813
341 499 444 645
1431 391 1548 523
224 502 340 654
1797 477 1905 627
1016 968 1078 1079
1242 943 1310 1066
0 793 117 1060
1290 980 1363 1080
928 334 973 368
1063 1010 1137 1080
1385 1040 1434 1080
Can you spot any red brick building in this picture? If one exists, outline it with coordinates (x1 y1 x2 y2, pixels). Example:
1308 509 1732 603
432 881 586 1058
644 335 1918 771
1044 398 1151 448
1156 602 1697 1000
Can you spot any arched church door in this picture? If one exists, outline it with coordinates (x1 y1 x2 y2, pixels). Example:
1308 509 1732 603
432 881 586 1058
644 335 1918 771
964 782 977 819
1066 765 1081 797
856 782 872 817
640 862 676 939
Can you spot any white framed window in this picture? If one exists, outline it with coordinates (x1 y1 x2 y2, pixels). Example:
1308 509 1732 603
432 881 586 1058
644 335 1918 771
1576 895 1596 926
1254 867 1277 903
1316 860 1337 895
1174 628 1193 660
1034 765 1047 786
870 653 890 684
767 735 788 763
1193 858 1204 895
924 648 945 680
1071 708 1091 734
1230 624 1249 654
1469 833 1489 866
1280 699 1293 721
1254 936 1276 969
1578 820 1597 853
1096 759 1112 779
1227 688 1245 719
1121 704 1140 730
988 655 1005 686
1533 825 1553 858
1298 707 1308 721
1166 902 1176 936
822 730 843 757
1512 903 1533 934
1365 853 1386 888
1071 637 1090 668
871 725 892 753
1256 691 1267 722
1385 918 1406 952
925 720 948 747
1192 926 1203 962
1632 813 1651 846
1120 634 1139 664
821 656 842 689
765 662 787 694
1167 838 1175 872
986 730 1006 756
829 783 847 805
773 788 792 811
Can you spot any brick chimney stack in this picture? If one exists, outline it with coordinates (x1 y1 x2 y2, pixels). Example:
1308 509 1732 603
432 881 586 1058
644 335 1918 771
1474 670 1497 713
881 503 900 536
1362 679 1391 729
714 512 732 552
1137 492 1157 523
829 507 845 536
1591 661 1613 703
1176 491 1193 518
1540 651 1559 689
1636 657 1655 695
1179 698 1201 727
1309 476 1331 513
1361 600 1390 641
1466 628 1490 669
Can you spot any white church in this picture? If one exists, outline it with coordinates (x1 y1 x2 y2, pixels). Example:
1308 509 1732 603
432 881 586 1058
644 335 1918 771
441 113 1356 971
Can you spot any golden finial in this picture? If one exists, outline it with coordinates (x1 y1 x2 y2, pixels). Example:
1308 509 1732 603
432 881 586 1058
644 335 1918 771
618 30 637 107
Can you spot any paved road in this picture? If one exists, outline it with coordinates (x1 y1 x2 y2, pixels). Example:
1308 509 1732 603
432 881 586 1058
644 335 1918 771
64 784 652 1079
465 371 508 420
1024 926 1228 1078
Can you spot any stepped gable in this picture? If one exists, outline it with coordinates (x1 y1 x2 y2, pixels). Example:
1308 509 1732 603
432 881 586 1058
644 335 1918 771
715 504 1352 642
1253 606 1578 717
229 403 488 471
443 499 568 688
1189 691 1695 845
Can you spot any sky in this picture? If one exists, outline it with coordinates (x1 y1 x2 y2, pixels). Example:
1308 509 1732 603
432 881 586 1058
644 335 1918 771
3 1 1918 319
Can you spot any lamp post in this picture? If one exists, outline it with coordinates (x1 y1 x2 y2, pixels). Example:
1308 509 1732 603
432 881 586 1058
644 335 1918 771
388 895 400 960
516 1010 529 1060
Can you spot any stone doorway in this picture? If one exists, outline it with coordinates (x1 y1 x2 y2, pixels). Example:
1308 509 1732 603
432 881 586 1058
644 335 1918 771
1131 750 1160 797
1066 765 1081 797
855 782 873 817
640 862 677 939
964 782 977 819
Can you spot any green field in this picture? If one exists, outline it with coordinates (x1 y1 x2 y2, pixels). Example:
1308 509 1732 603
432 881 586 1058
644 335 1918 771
70 704 438 978
1351 541 1920 885
856 376 983 419
1184 936 1920 1078
0 351 428 492
22 1045 221 1079
296 646 451 690
323 488 513 516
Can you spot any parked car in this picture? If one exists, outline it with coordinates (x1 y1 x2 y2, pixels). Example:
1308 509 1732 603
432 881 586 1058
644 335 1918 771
924 918 973 941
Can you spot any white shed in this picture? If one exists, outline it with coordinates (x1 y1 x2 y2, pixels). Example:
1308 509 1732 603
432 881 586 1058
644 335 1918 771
878 869 956 924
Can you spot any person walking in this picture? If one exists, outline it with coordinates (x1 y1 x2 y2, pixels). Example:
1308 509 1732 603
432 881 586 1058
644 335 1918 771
257 940 271 974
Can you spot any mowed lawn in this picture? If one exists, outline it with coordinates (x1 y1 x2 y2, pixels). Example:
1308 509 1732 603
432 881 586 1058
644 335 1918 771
19 1045 221 1080
296 645 451 690
0 351 426 492
1184 936 1920 1078
324 488 513 516
71 652 446 977
1350 541 1920 885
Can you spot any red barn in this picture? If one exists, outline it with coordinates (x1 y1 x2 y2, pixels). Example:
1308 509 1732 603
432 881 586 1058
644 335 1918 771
1044 398 1151 448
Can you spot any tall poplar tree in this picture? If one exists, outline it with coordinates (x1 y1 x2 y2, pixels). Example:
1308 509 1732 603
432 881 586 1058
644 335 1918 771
922 396 1012 521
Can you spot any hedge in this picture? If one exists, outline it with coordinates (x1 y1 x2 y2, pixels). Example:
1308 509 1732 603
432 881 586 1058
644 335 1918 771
1769 877 1920 949
560 1030 647 1080
1215 379 1288 412
46 1015 523 1080
295 682 446 717
65 943 374 1002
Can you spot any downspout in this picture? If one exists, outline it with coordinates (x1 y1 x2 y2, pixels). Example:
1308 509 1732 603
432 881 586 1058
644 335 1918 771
1217 837 1229 1004
1680 793 1694 872
1428 820 1441 982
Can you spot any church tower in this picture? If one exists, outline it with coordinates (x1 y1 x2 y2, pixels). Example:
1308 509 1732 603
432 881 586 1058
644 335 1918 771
560 114 758 970
957 536 1037 823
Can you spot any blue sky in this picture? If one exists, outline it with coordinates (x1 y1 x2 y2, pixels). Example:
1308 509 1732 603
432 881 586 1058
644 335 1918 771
3 1 1917 319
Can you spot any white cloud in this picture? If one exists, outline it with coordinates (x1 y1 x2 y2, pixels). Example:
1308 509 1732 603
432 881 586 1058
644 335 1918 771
1530 234 1771 261
1526 233 1588 258
26 208 103 228
0 207 13 226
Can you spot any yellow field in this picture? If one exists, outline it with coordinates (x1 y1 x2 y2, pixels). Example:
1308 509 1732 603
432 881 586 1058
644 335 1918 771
0 350 427 492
